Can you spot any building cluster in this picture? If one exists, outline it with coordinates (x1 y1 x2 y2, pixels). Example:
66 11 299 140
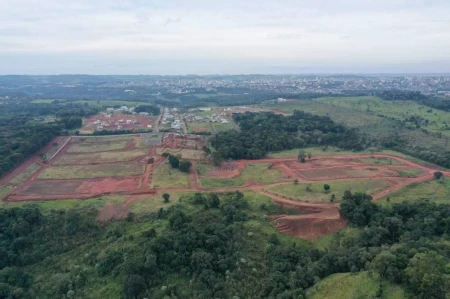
161 108 183 131
96 75 450 95
93 118 143 131
106 106 150 116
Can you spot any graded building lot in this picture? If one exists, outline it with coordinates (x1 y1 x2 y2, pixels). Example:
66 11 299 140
38 163 145 179
22 180 84 195
9 163 41 185
200 163 285 187
67 140 129 153
156 148 205 160
152 161 190 188
267 179 391 203
53 148 148 165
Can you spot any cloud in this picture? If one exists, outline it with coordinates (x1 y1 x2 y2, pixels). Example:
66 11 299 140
0 0 449 74
164 17 181 26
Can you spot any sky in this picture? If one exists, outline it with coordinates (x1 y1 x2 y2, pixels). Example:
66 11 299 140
0 0 450 75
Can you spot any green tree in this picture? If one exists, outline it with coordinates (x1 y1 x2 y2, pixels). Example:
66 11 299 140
298 150 306 163
179 160 192 173
323 184 330 192
163 193 170 203
404 252 449 299
433 171 443 180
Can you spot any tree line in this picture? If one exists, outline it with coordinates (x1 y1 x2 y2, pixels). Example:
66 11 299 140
211 110 365 160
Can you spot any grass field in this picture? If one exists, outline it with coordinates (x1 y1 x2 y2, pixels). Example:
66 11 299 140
267 179 390 203
130 192 194 214
379 178 450 206
306 271 405 299
395 168 425 177
211 122 235 132
156 148 205 160
263 99 383 128
187 121 211 133
200 163 282 187
38 163 144 179
153 161 190 188
267 147 437 167
0 186 12 200
68 141 128 153
9 163 41 185
315 96 450 137
1 195 127 212
268 146 371 158
54 148 147 165
360 157 403 165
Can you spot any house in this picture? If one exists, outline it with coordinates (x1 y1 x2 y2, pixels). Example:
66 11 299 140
126 120 132 124
96 125 103 130
277 98 287 102
117 125 123 130
93 120 101 125
139 112 150 116
147 125 152 128
106 108 114 112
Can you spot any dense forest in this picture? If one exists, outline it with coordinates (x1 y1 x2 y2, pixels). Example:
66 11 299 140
1 191 449 298
0 103 98 177
211 111 365 160
0 117 62 176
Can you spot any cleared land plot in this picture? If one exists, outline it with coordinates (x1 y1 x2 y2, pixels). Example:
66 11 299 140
54 148 147 165
9 163 41 185
22 180 84 195
360 157 403 165
156 148 205 160
267 179 390 203
268 147 371 158
0 186 12 200
67 141 129 153
315 96 450 137
187 122 211 133
297 166 398 180
130 192 193 214
306 271 405 299
74 135 135 143
268 148 439 168
200 163 283 187
394 168 425 177
38 163 144 179
211 122 234 132
153 161 190 188
379 178 450 205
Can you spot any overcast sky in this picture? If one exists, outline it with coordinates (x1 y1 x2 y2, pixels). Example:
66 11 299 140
1 0 449 74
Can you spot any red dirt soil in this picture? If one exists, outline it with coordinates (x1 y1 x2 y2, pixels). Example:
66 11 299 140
191 127 208 133
4 141 450 239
